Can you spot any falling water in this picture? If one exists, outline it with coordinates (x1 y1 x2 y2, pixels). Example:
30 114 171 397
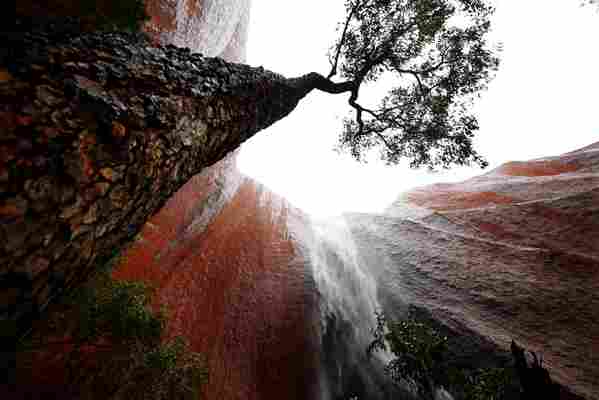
288 214 397 400
145 1 397 398
304 217 380 347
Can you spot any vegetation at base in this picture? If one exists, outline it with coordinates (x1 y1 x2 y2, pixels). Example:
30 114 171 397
14 253 208 400
367 312 517 400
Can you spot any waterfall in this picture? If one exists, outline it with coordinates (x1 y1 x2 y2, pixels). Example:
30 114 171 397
289 214 395 400
308 217 380 351
142 2 451 398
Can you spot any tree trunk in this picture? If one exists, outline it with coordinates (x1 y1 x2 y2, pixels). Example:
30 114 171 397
0 19 320 333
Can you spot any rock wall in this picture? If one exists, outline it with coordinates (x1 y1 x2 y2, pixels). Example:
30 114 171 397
114 179 322 400
0 11 313 332
111 2 323 399
145 0 251 58
348 142 599 399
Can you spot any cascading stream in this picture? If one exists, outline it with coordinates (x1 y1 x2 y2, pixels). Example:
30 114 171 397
134 1 458 399
288 215 397 400
306 218 380 350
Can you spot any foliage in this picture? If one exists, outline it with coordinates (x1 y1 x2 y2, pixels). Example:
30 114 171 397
368 312 515 400
462 368 515 400
368 312 448 398
324 0 500 169
69 276 164 345
16 259 207 400
143 337 209 400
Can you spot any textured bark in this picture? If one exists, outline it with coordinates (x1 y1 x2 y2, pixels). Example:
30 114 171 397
0 20 318 331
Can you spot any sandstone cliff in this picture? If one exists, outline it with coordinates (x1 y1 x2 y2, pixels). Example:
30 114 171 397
347 141 599 399
7 2 598 399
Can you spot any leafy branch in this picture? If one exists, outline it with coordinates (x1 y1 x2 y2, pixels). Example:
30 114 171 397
311 0 500 169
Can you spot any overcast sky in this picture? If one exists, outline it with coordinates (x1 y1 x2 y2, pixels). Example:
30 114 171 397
238 1 599 217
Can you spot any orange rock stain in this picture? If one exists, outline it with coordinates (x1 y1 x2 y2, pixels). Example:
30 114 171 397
113 176 320 400
145 0 177 37
496 160 579 177
408 190 517 211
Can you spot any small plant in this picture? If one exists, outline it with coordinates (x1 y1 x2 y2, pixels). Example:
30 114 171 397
143 337 209 400
368 312 448 399
16 257 207 399
462 368 514 400
368 312 515 400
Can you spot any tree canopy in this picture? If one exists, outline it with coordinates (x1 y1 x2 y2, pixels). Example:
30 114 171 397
312 0 500 169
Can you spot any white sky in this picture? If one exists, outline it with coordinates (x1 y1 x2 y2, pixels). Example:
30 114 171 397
238 1 599 217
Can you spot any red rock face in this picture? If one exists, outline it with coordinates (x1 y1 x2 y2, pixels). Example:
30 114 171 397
113 2 322 399
115 152 243 274
10 169 321 400
351 142 599 399
144 0 251 58
406 189 517 211
494 160 579 177
114 178 320 400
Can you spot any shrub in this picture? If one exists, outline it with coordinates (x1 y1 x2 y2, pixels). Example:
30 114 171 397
15 257 207 399
368 312 515 400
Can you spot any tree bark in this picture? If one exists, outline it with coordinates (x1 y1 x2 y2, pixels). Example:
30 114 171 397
0 19 325 332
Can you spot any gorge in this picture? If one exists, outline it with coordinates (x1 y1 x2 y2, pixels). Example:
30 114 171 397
3 1 599 400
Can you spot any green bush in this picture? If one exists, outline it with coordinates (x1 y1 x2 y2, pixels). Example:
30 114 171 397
463 368 515 400
70 277 165 344
368 312 514 400
16 260 207 399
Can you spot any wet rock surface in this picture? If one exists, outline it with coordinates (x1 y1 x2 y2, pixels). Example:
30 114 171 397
113 177 323 400
347 142 599 400
0 16 310 332
145 0 251 59
4 6 345 400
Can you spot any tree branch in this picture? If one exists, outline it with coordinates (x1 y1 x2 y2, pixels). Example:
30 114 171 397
328 1 361 79
396 68 426 95
358 105 379 120
314 75 356 94
375 131 396 154
348 83 365 137
289 72 356 95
